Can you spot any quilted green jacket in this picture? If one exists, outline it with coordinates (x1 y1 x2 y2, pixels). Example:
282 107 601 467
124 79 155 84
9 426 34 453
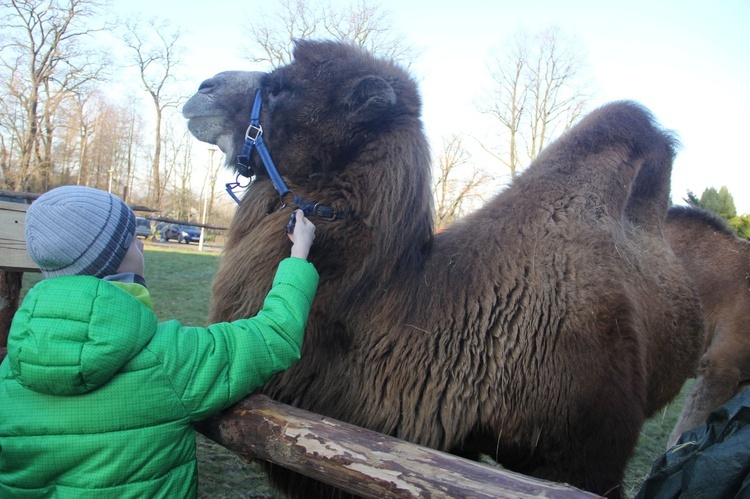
0 257 318 498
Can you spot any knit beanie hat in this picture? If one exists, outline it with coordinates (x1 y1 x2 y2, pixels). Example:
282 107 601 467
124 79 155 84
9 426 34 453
25 186 136 278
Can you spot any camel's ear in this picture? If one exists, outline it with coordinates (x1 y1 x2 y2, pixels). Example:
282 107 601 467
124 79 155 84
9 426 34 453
348 76 396 121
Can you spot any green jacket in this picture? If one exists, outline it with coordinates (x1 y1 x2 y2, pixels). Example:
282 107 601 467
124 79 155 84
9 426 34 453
0 257 318 498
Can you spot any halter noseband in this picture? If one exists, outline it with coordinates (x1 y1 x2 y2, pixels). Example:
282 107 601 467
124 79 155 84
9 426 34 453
225 89 347 222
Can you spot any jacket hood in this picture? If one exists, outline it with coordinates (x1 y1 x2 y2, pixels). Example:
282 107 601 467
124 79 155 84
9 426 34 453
8 275 157 395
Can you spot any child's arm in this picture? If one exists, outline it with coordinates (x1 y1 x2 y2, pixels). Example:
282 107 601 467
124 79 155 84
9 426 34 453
155 212 318 420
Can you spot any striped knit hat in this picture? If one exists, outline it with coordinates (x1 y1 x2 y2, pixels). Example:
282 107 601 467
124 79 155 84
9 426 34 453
25 186 136 278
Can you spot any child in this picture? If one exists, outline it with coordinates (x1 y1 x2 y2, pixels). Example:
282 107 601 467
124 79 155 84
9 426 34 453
0 185 318 497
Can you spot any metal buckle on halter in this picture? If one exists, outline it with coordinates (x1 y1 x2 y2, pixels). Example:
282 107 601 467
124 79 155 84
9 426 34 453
311 203 338 220
235 161 254 179
245 124 262 142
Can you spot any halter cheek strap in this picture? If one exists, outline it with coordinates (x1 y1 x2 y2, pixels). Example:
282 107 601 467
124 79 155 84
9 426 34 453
226 89 347 222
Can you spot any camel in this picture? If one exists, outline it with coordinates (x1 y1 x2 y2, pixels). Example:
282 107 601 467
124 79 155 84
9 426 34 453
182 40 704 498
664 205 750 447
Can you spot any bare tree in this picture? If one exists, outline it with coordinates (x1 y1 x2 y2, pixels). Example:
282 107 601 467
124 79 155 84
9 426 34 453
165 121 194 221
119 95 144 204
123 17 183 210
525 28 589 158
481 31 528 178
0 0 108 192
0 131 9 186
0 81 25 188
480 26 591 177
244 0 414 68
432 134 493 229
50 89 80 184
201 146 221 224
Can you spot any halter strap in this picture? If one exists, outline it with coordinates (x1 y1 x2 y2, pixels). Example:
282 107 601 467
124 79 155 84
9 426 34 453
226 89 348 222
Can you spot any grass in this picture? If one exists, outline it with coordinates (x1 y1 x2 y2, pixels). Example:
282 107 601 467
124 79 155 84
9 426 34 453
139 246 221 326
18 243 692 498
623 381 692 498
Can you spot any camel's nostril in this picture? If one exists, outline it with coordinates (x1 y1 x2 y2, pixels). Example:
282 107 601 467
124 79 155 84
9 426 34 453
198 80 216 93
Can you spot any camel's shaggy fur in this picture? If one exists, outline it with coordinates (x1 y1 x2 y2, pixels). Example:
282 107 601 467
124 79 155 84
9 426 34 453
183 40 704 498
664 205 750 447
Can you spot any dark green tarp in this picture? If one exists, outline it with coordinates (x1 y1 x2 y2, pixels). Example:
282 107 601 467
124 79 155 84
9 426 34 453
636 388 750 498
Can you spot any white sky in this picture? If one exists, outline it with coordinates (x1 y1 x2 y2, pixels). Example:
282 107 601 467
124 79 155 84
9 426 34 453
111 0 750 213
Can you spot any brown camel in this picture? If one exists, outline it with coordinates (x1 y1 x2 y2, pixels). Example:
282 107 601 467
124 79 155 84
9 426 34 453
183 40 704 498
664 204 750 447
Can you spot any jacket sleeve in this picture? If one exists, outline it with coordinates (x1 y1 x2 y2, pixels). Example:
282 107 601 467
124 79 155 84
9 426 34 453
152 257 319 421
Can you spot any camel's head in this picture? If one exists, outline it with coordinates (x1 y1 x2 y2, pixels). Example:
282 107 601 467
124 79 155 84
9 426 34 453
251 39 422 183
184 40 422 185
184 40 433 268
182 70 264 166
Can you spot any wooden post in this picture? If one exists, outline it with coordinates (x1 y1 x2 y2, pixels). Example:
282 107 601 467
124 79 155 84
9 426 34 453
0 201 37 273
0 200 39 352
197 395 599 498
0 271 21 353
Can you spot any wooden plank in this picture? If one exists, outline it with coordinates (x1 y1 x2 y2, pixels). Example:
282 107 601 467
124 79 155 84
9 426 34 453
0 189 39 202
197 395 599 498
0 201 38 272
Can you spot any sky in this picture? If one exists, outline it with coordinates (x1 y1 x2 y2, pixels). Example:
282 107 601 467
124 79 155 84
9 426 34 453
111 0 750 214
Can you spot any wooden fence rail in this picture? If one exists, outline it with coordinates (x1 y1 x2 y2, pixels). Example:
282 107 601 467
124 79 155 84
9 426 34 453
0 200 597 498
0 201 36 351
196 396 598 498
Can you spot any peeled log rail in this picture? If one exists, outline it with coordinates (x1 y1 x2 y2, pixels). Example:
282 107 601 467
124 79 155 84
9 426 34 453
196 395 599 498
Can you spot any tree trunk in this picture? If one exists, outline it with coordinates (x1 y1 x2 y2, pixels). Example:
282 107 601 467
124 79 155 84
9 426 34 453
151 104 163 209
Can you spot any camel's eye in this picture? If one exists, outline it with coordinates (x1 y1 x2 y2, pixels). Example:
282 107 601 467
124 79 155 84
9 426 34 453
269 78 283 97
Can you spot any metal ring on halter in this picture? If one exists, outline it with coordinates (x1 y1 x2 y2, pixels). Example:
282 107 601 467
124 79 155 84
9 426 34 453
225 173 253 205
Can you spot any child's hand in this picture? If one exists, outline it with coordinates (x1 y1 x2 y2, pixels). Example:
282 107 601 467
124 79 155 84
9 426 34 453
288 210 315 260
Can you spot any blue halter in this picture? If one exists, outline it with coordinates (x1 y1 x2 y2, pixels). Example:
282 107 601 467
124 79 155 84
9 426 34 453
225 89 346 222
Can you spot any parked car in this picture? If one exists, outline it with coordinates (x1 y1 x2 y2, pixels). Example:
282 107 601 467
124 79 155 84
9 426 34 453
160 224 201 244
135 217 152 239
